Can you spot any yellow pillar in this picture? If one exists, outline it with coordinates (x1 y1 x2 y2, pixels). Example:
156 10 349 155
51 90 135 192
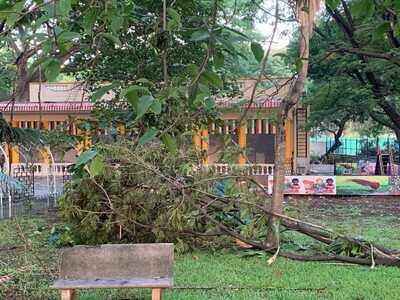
118 125 126 141
84 130 91 148
77 128 84 154
194 130 201 153
238 123 246 165
41 121 50 164
41 120 49 130
201 129 209 165
285 118 294 162
11 121 19 164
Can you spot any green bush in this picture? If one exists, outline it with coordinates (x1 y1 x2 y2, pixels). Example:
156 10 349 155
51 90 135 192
59 141 267 252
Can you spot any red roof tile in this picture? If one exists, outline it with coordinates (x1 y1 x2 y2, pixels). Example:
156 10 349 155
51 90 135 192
0 102 94 113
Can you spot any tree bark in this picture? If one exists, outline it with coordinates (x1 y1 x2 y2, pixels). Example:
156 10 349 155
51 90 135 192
265 112 286 248
266 0 315 248
394 129 400 162
323 118 348 159
14 55 31 101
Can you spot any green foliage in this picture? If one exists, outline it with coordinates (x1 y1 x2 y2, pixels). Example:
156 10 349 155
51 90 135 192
48 224 75 247
138 128 159 146
326 237 365 257
288 2 400 141
250 42 264 63
58 139 268 251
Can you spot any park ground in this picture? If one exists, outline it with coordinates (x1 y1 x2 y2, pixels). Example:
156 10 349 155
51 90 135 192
1 196 400 300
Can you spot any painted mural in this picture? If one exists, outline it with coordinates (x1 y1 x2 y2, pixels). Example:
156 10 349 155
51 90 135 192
266 176 336 195
335 176 390 195
265 175 400 196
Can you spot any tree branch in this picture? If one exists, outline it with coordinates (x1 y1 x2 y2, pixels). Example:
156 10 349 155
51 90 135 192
329 48 400 66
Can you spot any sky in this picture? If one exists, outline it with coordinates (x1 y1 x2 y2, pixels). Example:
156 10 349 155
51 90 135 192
255 21 294 50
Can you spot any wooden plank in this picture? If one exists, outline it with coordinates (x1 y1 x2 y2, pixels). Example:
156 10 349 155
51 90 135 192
60 289 75 300
53 277 173 289
152 288 163 300
58 244 173 281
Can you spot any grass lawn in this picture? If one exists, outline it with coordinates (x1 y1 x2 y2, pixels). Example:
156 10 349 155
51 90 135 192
1 202 400 300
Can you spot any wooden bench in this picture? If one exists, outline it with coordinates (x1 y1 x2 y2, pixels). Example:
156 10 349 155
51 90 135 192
52 243 174 300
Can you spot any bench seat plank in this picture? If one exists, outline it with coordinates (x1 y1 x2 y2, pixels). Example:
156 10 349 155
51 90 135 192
53 277 173 289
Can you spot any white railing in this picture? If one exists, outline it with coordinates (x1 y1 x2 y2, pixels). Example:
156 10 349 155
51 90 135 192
209 163 274 176
11 163 72 177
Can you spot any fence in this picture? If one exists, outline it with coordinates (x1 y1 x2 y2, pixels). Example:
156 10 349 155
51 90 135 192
311 137 399 160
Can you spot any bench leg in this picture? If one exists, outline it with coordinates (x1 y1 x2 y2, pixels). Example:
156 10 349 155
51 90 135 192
61 289 76 300
152 288 163 300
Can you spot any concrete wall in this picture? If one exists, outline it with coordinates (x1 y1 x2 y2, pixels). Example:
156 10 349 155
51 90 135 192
29 82 87 102
29 82 114 102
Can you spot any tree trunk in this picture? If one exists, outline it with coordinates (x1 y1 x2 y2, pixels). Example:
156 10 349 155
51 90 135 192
14 56 30 101
265 0 316 248
265 111 286 248
394 129 400 163
323 119 347 159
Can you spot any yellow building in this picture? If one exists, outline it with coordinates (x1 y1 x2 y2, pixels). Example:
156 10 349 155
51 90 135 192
0 80 310 176
0 82 94 176
195 78 310 175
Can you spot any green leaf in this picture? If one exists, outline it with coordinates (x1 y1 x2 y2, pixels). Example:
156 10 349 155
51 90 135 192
167 7 181 31
97 32 121 47
83 10 97 33
190 30 209 41
136 78 154 87
5 1 24 28
138 128 159 145
161 133 177 155
222 27 249 40
251 42 264 63
136 95 155 120
185 64 199 76
213 52 225 68
91 82 119 101
202 71 223 89
58 31 81 42
395 23 400 37
352 0 374 18
150 99 162 114
124 85 149 110
89 156 104 177
372 22 390 41
76 150 97 166
325 0 340 10
110 16 124 34
43 59 61 82
58 0 72 16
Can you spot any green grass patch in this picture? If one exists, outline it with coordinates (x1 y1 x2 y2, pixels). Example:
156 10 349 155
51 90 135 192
1 213 400 299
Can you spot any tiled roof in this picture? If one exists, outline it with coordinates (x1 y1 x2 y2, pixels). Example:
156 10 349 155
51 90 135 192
0 102 94 113
215 97 281 109
0 97 280 114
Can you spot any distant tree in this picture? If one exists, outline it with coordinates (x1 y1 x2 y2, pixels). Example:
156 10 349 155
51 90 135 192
291 0 400 153
303 77 371 157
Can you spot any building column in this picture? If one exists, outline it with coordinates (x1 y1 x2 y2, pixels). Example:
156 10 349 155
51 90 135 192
194 130 201 154
84 130 91 149
201 129 209 165
238 122 246 165
284 117 294 174
118 125 126 141
76 128 84 154
41 121 50 165
11 121 19 164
